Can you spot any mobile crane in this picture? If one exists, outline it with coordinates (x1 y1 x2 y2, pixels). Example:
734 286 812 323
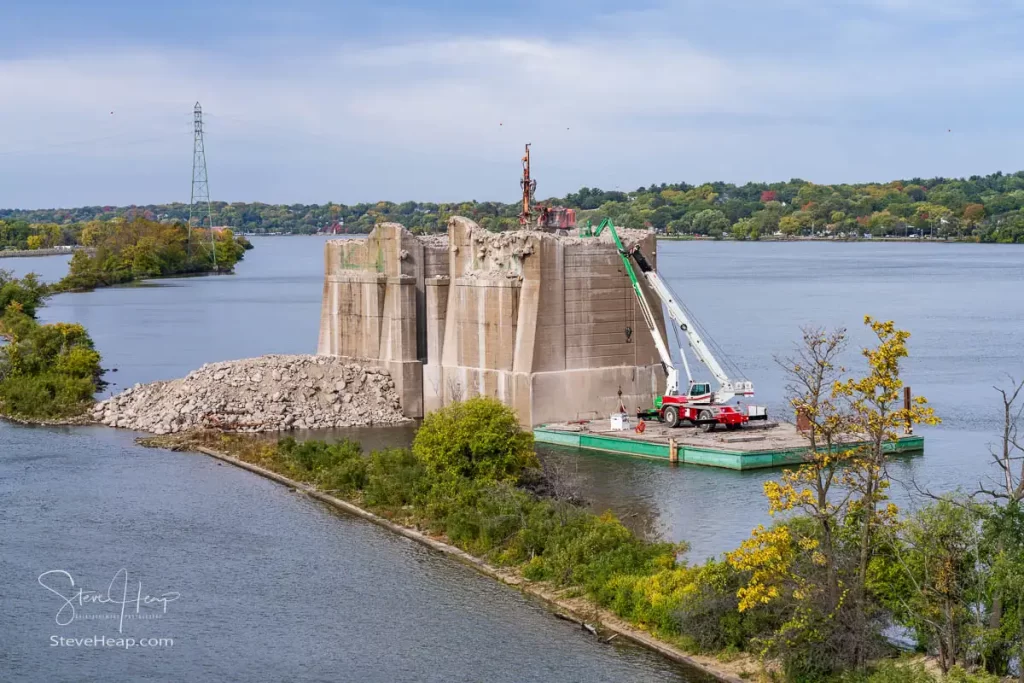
580 218 767 431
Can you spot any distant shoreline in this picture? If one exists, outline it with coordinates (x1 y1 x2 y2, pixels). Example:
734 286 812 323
653 235 1008 244
0 247 82 258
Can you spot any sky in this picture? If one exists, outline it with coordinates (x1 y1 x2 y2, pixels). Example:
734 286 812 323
2 0 1024 208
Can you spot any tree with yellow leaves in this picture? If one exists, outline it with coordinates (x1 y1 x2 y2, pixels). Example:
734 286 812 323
835 316 940 587
727 318 939 677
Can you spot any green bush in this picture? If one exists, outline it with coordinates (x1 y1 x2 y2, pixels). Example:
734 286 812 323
412 397 537 483
319 457 368 494
0 372 97 418
672 560 759 652
0 270 49 319
439 481 536 557
0 304 102 419
273 437 368 493
363 448 426 508
522 509 676 592
278 437 362 474
840 661 936 683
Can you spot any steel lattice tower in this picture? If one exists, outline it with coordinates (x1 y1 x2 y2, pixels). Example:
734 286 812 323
188 102 217 268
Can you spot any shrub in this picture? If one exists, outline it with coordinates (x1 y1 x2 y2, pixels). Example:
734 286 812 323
319 457 368 494
440 481 536 557
0 270 49 319
0 373 96 418
278 437 362 475
840 661 936 683
412 397 537 483
598 568 698 634
673 560 760 652
524 510 677 592
0 303 102 419
363 448 426 508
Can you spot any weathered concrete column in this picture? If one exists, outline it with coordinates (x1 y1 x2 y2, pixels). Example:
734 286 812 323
423 276 450 414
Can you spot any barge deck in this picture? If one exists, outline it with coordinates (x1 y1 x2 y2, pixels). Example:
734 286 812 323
533 420 924 470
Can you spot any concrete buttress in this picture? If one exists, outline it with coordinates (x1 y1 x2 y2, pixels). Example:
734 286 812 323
318 218 667 425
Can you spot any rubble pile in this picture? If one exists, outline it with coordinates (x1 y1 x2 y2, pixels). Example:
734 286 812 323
93 355 407 434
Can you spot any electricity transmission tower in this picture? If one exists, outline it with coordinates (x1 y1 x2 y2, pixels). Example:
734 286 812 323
188 101 217 269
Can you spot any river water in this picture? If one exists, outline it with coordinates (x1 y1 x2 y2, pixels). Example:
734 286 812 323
2 237 1021 680
0 240 698 683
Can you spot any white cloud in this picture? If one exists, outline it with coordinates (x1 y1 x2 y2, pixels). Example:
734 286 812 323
1 17 1024 206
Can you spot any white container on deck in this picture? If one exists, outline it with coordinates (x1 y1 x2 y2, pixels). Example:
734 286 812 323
610 412 630 431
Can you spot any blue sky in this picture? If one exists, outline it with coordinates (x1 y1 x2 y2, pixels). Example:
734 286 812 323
2 0 1024 208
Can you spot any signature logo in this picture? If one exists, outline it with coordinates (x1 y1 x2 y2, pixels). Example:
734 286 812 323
38 569 180 633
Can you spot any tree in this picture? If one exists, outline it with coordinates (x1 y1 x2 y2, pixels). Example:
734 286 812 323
778 214 805 236
728 327 893 677
972 379 1024 676
834 317 940 588
412 397 537 483
26 235 43 250
0 270 49 319
964 203 986 224
690 209 729 235
882 498 984 672
769 327 852 609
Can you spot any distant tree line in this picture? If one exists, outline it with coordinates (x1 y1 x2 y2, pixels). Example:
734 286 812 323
4 169 1024 243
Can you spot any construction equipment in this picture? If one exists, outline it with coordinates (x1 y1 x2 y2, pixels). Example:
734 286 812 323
518 144 576 231
582 218 767 431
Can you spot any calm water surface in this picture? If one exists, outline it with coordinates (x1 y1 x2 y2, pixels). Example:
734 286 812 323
541 240 1024 558
2 237 1021 680
0 239 697 682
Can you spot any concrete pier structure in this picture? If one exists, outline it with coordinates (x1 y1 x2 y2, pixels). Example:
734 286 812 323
318 218 668 426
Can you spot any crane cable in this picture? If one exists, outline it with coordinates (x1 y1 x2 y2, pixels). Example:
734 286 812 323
672 290 749 381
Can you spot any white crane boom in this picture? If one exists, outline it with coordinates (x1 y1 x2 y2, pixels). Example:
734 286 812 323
629 273 680 398
627 245 754 405
580 217 753 407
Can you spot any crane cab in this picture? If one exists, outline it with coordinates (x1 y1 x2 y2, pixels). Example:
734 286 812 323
687 382 713 402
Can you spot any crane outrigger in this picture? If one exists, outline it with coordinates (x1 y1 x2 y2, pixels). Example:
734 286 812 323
580 218 767 431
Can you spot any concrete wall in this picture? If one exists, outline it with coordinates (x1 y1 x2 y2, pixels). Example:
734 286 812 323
318 218 667 425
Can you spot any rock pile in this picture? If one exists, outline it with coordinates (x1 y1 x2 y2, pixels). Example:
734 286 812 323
92 355 407 434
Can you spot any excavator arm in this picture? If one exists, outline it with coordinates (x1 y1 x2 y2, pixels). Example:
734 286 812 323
586 219 753 404
628 245 754 404
589 219 679 395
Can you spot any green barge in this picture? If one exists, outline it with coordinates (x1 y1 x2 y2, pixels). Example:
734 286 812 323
533 421 924 471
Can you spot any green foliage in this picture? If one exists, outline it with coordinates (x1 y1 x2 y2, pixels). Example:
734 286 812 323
525 510 677 592
54 217 247 292
0 303 102 418
276 437 368 494
0 270 49 318
7 170 1024 239
362 448 426 508
843 661 936 683
878 499 983 670
672 560 767 652
412 397 537 483
944 666 1003 683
